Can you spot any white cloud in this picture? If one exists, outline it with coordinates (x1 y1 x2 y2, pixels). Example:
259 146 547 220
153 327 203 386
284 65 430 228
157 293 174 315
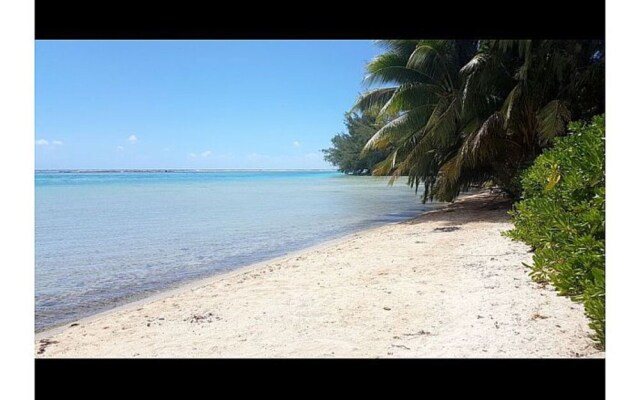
116 145 124 151
188 150 213 159
127 135 138 144
37 139 64 146
292 141 301 148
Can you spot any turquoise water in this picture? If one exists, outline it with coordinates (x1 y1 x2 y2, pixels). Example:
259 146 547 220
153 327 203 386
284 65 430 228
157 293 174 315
35 171 442 331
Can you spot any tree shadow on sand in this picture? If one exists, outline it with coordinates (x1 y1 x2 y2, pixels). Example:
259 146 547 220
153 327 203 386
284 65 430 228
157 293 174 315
402 191 514 228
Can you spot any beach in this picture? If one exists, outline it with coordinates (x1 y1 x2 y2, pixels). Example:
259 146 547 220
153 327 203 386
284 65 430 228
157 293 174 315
34 170 434 331
35 191 602 358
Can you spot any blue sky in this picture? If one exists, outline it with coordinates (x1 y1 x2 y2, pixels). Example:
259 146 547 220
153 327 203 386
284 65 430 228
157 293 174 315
35 40 380 169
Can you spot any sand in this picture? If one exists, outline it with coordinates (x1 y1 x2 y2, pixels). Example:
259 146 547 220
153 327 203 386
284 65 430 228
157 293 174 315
35 191 603 358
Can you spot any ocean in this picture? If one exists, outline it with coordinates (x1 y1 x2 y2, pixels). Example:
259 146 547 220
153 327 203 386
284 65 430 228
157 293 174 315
35 170 442 331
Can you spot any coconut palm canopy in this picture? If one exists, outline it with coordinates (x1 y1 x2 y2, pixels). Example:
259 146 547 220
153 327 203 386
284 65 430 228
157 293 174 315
352 40 604 202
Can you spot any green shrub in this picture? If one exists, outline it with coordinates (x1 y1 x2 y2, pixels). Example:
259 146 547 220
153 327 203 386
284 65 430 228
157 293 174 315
505 115 605 347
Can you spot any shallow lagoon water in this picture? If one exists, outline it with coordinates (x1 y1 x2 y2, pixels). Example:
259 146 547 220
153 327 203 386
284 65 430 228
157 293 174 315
35 171 441 331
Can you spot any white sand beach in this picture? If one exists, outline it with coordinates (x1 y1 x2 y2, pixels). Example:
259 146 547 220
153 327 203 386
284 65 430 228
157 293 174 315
35 191 602 358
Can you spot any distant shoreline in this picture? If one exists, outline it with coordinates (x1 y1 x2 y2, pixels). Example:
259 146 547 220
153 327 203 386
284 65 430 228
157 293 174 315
35 191 602 358
36 168 340 173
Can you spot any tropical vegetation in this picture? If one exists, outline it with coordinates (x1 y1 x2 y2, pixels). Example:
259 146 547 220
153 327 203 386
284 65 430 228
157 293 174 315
505 115 605 346
322 111 390 175
322 40 606 346
350 40 604 202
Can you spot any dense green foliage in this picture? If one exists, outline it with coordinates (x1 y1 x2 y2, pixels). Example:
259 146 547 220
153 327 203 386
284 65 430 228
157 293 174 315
322 112 390 175
354 40 604 202
505 115 605 346
338 42 605 344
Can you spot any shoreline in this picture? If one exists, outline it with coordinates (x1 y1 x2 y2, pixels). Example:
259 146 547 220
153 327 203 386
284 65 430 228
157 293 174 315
35 208 434 341
35 191 603 358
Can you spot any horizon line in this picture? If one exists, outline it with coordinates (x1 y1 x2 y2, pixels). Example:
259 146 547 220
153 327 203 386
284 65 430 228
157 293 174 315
36 168 339 172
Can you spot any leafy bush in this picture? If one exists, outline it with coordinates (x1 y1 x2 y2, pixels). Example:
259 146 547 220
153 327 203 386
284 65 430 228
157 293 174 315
505 115 605 347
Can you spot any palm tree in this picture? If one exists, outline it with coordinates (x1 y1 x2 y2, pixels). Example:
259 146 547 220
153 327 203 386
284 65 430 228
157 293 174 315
354 40 604 202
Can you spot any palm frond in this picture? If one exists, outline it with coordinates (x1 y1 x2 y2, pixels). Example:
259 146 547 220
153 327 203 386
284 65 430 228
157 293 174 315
364 53 430 86
375 40 421 58
378 83 440 116
352 87 396 113
423 96 461 147
363 105 431 152
372 148 400 176
460 51 491 76
406 42 454 85
501 84 522 128
457 112 506 168
537 100 571 144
